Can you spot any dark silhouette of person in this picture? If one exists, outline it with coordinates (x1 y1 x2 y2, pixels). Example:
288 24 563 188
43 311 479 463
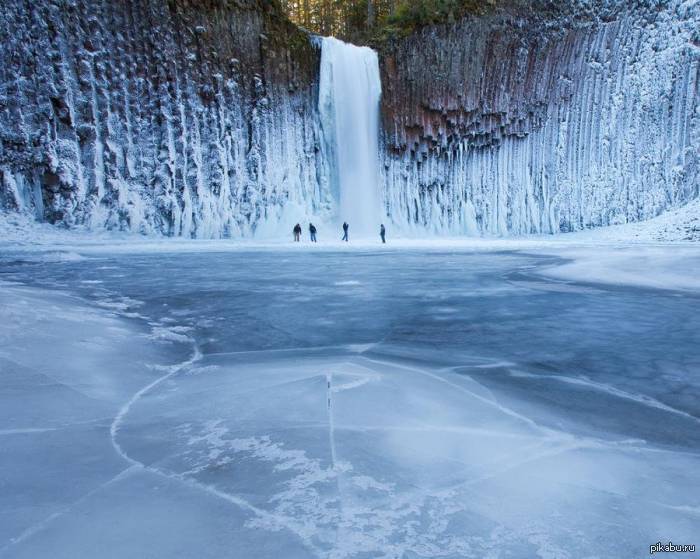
293 223 302 242
342 222 349 242
380 224 386 243
309 223 317 242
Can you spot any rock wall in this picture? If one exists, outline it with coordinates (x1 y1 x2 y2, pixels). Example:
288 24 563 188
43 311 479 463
379 1 699 234
0 0 332 237
2 0 698 237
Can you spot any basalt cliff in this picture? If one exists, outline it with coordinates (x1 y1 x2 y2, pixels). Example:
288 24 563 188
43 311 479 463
379 1 699 234
1 0 330 237
1 0 698 237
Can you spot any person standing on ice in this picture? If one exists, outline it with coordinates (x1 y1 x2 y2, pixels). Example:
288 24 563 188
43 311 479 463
309 223 317 242
342 222 349 242
380 224 386 244
293 223 302 242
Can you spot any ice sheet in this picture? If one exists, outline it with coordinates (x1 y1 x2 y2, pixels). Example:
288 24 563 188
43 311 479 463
1 246 698 558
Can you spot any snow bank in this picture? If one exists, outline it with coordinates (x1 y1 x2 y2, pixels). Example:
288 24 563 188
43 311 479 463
538 246 700 293
561 198 700 243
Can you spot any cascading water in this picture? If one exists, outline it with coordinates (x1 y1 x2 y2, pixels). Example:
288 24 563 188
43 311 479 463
318 37 382 238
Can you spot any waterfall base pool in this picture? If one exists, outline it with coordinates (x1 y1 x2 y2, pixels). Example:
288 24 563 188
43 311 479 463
1 246 698 558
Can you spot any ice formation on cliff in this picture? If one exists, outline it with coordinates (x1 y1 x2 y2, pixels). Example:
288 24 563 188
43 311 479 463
0 0 333 238
0 0 698 237
380 0 699 235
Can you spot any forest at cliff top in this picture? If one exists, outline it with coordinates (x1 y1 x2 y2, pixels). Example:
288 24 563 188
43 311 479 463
279 0 616 42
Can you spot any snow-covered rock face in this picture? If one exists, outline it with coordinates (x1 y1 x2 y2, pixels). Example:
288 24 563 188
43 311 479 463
380 1 699 235
0 0 333 237
1 1 698 238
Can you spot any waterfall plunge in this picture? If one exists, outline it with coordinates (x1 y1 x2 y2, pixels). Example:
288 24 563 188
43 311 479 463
319 37 382 238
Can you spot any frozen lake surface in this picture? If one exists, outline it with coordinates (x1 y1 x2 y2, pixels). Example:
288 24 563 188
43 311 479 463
1 247 699 558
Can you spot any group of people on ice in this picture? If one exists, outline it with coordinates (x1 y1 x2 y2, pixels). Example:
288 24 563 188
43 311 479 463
293 223 316 242
293 222 386 243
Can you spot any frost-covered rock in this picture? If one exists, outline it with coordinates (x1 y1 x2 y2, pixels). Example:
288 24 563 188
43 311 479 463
0 0 333 237
379 0 699 235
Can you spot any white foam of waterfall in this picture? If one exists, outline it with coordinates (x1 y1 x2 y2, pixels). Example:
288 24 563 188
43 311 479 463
319 37 382 238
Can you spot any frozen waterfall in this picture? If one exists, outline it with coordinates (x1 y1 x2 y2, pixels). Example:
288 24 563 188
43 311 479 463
319 37 382 238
